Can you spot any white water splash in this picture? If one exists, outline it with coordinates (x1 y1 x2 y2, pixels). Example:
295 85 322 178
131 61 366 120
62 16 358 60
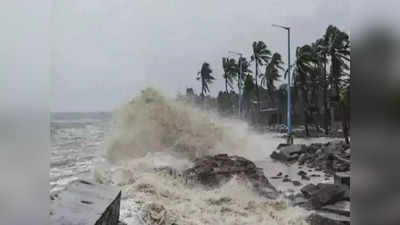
95 88 311 225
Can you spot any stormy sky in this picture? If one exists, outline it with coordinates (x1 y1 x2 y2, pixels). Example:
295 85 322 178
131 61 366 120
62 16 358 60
51 0 350 112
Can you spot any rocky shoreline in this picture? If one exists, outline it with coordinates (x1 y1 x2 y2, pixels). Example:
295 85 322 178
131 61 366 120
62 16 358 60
270 141 351 225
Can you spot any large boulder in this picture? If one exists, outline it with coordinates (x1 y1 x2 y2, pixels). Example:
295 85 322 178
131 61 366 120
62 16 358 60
300 183 349 209
183 154 278 199
307 212 350 225
270 144 307 162
322 200 350 217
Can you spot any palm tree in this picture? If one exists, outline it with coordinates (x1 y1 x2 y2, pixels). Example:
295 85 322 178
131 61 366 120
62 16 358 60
196 62 215 101
235 56 252 103
222 57 236 93
251 41 271 112
313 38 330 134
260 52 284 104
323 26 350 130
293 45 319 136
324 25 350 96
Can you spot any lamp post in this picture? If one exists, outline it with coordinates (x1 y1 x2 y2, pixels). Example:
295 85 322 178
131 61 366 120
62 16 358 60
272 24 293 144
228 51 243 118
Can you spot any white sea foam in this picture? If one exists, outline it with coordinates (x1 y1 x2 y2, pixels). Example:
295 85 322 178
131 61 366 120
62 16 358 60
94 88 311 225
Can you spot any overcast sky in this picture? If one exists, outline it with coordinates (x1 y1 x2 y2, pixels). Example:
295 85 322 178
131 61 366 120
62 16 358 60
51 0 350 112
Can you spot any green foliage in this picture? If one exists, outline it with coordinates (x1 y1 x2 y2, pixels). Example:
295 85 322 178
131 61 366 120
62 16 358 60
261 52 284 101
197 62 215 98
222 57 237 92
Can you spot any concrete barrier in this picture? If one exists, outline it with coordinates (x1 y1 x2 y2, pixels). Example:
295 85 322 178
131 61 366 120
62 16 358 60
50 179 121 225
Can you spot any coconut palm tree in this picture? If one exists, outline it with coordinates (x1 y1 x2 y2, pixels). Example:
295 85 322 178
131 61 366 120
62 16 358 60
322 25 350 132
313 38 330 134
196 62 215 101
235 56 252 98
293 45 319 136
324 25 350 95
222 57 237 93
260 52 284 104
251 41 271 111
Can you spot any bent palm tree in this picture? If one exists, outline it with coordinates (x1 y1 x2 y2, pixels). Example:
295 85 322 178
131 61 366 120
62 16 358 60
293 45 319 136
260 52 284 104
323 25 350 132
196 62 215 101
222 57 237 93
251 41 271 111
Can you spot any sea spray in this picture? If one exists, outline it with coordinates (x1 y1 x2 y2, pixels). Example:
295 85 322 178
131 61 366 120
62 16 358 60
105 88 279 163
96 88 310 225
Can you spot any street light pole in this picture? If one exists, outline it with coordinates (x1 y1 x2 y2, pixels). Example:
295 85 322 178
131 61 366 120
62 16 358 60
228 51 243 118
272 24 293 144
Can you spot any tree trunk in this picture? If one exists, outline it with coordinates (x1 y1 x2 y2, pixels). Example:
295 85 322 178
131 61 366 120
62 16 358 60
323 56 329 134
302 88 310 137
201 77 205 102
341 98 350 144
225 78 228 93
304 111 310 136
255 60 260 112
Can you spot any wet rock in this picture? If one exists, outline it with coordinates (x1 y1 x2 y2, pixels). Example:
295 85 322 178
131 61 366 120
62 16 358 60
292 180 302 186
321 201 350 217
306 143 323 154
298 170 307 176
308 184 349 209
293 195 308 206
298 153 308 165
307 212 350 225
282 177 291 182
183 154 278 199
270 144 307 162
301 184 320 198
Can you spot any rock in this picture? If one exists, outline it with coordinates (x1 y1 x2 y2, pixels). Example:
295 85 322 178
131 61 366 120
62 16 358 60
270 151 283 161
282 177 291 182
292 180 302 186
270 144 306 162
276 172 282 177
298 153 308 165
309 184 349 209
307 143 323 154
307 212 350 225
50 179 121 225
298 170 307 176
301 184 319 198
183 154 278 198
293 195 308 206
321 201 350 217
301 175 310 181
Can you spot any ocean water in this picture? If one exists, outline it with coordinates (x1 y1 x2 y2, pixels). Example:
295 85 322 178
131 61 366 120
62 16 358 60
50 89 338 225
50 112 112 193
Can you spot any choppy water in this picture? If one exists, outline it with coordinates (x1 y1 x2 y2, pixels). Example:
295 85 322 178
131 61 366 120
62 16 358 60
50 112 112 193
51 89 339 225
